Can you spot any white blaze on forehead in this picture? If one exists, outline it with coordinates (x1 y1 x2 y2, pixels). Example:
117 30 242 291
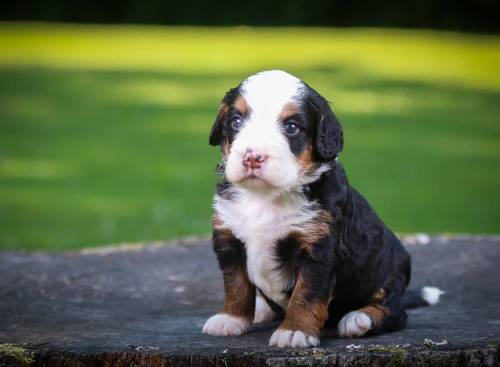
224 70 307 190
241 70 303 115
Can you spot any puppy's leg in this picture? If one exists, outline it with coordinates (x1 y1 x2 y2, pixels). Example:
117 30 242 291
337 288 387 338
203 230 255 336
337 288 407 338
253 293 277 324
269 254 334 348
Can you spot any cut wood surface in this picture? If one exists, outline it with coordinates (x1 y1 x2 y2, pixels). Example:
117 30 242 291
1 236 499 366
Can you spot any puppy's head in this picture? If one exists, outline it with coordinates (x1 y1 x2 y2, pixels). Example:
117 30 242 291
210 70 343 191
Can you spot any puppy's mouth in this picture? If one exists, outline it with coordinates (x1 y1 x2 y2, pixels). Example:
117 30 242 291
243 167 262 179
241 168 266 182
237 167 275 188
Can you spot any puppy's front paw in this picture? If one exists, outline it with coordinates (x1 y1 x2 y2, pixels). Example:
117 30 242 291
202 313 250 336
337 311 372 338
269 328 320 348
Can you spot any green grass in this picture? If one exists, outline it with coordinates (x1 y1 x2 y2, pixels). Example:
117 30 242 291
0 22 499 250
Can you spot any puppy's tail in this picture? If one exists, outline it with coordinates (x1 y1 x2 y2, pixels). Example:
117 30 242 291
403 286 445 309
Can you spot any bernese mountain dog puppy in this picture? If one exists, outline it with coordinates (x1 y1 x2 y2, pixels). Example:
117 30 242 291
202 70 441 348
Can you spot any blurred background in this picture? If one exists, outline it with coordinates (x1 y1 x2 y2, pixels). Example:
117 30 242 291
0 1 499 250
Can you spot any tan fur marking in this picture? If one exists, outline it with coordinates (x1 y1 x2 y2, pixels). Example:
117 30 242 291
297 144 314 172
278 102 300 122
359 288 390 328
222 141 230 156
218 103 229 119
212 214 254 319
222 266 255 320
215 103 231 154
279 274 329 336
371 288 386 302
212 215 233 241
291 209 332 253
234 96 249 116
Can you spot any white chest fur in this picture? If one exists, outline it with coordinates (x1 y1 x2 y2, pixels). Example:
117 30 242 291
214 187 319 309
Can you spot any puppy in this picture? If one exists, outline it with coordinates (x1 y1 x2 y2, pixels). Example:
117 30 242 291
202 70 441 347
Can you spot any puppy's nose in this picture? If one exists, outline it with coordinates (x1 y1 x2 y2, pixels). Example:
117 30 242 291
243 148 266 169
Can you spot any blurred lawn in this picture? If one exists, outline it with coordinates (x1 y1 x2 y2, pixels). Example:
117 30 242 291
0 23 499 250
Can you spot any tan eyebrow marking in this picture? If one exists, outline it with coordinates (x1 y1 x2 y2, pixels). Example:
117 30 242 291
234 96 249 116
278 102 300 122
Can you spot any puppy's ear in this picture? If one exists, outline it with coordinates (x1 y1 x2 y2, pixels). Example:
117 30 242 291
209 86 240 146
308 92 343 161
209 103 228 146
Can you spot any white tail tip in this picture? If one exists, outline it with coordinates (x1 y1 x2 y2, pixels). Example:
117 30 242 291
421 286 445 305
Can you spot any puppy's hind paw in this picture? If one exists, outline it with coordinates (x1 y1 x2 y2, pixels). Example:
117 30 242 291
337 311 372 338
202 313 250 336
269 329 320 348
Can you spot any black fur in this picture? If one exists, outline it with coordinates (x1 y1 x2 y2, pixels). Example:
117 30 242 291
209 86 241 146
304 85 344 161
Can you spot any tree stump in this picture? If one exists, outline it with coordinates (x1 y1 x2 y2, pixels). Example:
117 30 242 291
1 236 499 366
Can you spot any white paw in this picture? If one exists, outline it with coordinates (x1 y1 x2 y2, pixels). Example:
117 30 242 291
269 329 320 348
337 311 372 338
253 295 276 324
202 313 250 336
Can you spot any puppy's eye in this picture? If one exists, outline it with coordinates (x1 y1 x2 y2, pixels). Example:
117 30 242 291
230 117 244 131
283 122 300 136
